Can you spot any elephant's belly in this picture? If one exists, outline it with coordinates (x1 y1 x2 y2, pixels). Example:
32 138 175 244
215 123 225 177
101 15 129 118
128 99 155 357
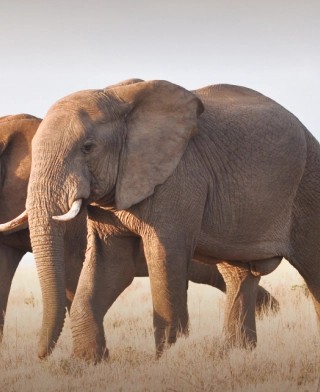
197 189 293 261
196 225 290 262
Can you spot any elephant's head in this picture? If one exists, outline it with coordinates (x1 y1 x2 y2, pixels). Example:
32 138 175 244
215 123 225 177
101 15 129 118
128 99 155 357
0 114 41 232
23 79 204 358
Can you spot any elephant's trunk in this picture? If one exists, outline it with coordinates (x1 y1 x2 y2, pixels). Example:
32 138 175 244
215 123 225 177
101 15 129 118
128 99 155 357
27 183 67 358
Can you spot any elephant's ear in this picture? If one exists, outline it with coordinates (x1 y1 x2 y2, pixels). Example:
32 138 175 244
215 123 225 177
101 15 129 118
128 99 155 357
0 130 11 155
107 80 204 210
0 130 12 189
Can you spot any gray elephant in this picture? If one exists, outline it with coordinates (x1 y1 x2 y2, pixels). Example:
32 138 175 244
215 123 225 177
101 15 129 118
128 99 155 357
9 77 310 362
0 114 278 350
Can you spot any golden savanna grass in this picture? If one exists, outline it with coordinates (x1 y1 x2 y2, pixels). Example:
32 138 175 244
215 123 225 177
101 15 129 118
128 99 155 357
1 259 320 391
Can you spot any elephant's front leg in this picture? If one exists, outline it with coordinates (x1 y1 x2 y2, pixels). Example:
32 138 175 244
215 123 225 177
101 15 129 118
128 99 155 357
70 228 138 362
217 261 260 349
143 234 191 357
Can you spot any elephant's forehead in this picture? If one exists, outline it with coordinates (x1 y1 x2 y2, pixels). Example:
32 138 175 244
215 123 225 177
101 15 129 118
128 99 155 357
47 90 118 124
33 111 87 147
50 91 103 114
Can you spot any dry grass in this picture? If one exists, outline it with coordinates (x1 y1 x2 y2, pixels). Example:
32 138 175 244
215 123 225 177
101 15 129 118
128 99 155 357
1 259 320 391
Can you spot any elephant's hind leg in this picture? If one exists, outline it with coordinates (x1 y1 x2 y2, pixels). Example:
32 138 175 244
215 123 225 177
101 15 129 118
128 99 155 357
289 242 320 334
288 135 320 334
255 285 280 318
289 246 320 334
0 244 25 341
217 261 260 349
288 172 320 333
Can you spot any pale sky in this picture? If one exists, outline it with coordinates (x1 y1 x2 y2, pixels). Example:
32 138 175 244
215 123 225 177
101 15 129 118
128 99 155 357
1 0 319 136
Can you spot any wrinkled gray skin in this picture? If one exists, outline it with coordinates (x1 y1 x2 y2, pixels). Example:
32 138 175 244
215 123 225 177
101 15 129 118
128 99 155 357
0 114 278 354
25 77 314 362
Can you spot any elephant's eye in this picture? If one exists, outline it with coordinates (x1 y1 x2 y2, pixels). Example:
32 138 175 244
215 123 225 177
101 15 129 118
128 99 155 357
82 141 93 154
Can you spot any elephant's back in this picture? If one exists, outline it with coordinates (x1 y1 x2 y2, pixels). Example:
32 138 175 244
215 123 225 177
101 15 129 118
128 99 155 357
192 84 308 152
192 84 307 130
192 84 275 107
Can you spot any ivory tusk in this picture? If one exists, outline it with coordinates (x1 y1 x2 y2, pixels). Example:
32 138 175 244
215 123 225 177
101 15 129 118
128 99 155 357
52 199 82 222
0 210 28 232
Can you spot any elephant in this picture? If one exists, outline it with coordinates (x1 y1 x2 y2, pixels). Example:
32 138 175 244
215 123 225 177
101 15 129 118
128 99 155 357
0 113 278 350
11 77 311 362
0 113 87 341
0 114 41 340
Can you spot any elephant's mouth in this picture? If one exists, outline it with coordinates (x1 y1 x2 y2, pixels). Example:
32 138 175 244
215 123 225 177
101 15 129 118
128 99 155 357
88 187 117 209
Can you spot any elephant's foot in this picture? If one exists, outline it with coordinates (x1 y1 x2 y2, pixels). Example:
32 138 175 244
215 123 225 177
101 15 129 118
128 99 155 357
222 323 257 350
221 338 256 357
0 318 4 343
155 331 177 359
155 338 178 359
223 307 258 351
224 325 257 351
72 325 109 363
73 343 109 364
155 322 189 359
255 287 280 319
71 307 108 363
38 341 57 359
